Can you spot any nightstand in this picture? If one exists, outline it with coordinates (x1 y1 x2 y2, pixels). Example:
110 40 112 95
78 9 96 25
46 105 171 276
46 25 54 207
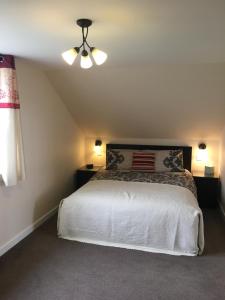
193 172 220 208
76 166 103 189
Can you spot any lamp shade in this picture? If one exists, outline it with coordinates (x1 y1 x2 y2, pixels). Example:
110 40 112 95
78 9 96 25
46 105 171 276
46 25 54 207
94 139 102 156
62 48 79 65
80 50 93 69
196 144 208 162
196 149 208 162
91 48 107 65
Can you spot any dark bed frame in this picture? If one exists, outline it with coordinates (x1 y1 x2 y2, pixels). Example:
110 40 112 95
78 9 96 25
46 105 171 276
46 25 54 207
106 144 192 172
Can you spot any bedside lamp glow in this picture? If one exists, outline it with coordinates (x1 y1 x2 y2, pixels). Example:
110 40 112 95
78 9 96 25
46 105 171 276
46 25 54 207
94 139 102 156
196 143 208 162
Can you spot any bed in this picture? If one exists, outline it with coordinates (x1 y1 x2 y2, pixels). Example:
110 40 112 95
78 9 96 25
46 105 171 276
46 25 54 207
58 144 204 256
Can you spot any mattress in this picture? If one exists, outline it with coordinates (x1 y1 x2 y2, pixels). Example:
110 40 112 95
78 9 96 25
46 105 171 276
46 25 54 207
58 170 204 256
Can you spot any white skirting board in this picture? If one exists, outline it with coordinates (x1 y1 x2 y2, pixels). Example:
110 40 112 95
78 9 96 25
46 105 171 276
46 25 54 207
0 205 58 257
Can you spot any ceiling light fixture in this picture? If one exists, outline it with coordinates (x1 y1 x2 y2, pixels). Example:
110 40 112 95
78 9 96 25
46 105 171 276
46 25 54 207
62 19 107 69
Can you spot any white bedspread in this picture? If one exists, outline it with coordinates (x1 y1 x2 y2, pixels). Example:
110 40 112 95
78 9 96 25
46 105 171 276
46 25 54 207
58 180 204 256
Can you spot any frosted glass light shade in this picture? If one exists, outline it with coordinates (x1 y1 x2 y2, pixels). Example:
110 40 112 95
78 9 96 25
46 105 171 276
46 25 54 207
80 53 93 69
62 48 79 65
94 145 102 156
196 149 208 162
91 48 107 65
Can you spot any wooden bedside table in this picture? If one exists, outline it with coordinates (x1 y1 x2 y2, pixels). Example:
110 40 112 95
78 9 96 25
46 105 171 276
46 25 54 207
76 166 103 189
192 172 220 208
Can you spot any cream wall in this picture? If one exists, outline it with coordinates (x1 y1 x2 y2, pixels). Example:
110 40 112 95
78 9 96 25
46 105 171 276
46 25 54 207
85 137 220 175
0 59 84 252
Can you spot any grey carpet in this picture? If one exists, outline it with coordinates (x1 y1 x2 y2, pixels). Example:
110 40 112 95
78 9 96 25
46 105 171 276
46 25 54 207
0 209 225 300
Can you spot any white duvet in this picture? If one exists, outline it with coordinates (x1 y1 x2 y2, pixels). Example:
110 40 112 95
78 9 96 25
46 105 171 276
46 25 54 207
58 180 204 256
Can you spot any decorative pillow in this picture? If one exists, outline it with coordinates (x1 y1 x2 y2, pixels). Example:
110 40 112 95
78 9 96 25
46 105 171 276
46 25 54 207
106 149 133 170
106 148 184 172
155 150 184 172
132 152 155 172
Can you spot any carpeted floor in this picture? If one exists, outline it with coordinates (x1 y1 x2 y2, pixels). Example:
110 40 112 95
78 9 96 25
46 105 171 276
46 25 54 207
0 209 225 300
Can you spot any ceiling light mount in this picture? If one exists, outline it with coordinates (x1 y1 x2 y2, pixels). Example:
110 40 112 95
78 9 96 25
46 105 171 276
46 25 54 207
76 19 92 28
62 18 107 69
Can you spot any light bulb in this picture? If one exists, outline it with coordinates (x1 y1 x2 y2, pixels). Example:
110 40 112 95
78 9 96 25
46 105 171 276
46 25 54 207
62 48 79 65
91 47 107 65
80 50 93 69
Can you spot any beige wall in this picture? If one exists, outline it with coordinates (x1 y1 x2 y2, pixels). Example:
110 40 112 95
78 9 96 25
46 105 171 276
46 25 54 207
0 59 84 252
85 137 220 175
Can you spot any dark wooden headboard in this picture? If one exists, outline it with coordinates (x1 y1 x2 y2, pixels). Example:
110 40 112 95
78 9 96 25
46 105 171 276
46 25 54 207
106 144 192 172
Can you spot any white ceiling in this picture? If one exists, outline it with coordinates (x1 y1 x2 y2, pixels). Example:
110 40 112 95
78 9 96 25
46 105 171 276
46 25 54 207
2 0 225 140
1 0 225 69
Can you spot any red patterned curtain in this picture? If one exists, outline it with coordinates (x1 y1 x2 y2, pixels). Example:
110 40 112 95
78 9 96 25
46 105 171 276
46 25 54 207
0 55 25 186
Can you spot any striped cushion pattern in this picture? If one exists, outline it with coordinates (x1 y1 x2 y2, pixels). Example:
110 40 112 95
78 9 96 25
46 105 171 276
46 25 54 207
132 152 155 172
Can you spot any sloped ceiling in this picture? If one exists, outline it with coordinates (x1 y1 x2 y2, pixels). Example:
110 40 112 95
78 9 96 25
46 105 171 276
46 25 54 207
47 63 225 139
1 0 225 139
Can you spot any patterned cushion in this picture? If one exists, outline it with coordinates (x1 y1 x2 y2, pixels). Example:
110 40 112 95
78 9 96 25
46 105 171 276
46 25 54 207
106 148 184 172
106 149 133 170
155 150 184 172
132 152 155 172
